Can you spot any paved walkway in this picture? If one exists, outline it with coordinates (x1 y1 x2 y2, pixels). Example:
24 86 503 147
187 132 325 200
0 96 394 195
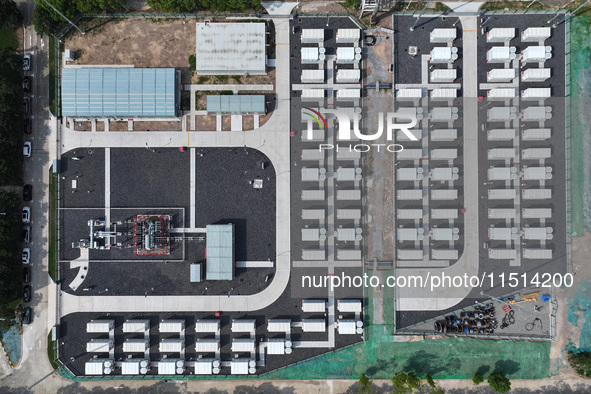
396 16 480 311
443 1 485 13
59 18 292 317
262 1 298 16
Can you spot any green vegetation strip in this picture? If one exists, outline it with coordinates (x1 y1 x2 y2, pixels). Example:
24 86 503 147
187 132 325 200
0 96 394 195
47 331 59 370
49 37 56 116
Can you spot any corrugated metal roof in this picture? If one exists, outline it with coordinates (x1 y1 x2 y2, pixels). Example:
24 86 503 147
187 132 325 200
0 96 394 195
196 22 266 74
62 68 177 117
190 263 202 282
206 95 265 114
206 224 234 280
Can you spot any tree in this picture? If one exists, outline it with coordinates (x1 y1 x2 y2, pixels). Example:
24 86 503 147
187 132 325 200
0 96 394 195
568 350 591 378
391 373 409 394
407 372 422 390
472 373 484 385
358 374 376 394
0 0 23 28
488 371 511 393
426 374 436 388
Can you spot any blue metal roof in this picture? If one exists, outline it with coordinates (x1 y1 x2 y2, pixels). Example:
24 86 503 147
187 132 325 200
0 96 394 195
61 68 177 117
206 224 235 281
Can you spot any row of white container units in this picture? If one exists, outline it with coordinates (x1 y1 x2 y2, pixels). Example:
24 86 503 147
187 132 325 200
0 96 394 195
397 166 460 182
300 88 361 101
301 247 362 260
301 148 361 162
301 208 361 221
301 28 360 44
487 226 554 241
486 27 551 43
397 88 459 101
487 128 551 141
396 188 459 201
300 47 362 64
302 188 361 202
486 68 551 83
301 69 361 83
395 128 458 142
301 227 362 242
486 46 552 63
487 207 553 219
397 227 460 242
84 358 254 376
397 148 459 161
397 248 459 260
487 106 552 122
486 147 552 161
301 166 362 182
486 166 553 181
395 105 459 122
486 88 552 100
396 208 460 220
487 188 552 200
488 247 553 259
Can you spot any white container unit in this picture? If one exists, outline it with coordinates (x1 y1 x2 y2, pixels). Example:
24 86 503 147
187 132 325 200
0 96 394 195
431 129 457 141
487 28 515 42
159 320 184 333
397 228 425 241
301 29 324 43
302 190 325 201
430 69 457 82
488 148 516 160
487 88 517 100
487 167 517 180
337 89 361 100
431 189 458 200
159 339 184 353
336 69 360 83
523 227 553 240
122 339 148 353
87 339 113 353
488 189 516 199
302 299 326 312
87 320 114 333
231 319 256 333
301 89 325 100
487 129 516 141
431 209 458 220
488 249 517 259
522 128 551 141
337 299 362 313
397 249 423 260
431 149 458 160
522 208 552 219
521 27 551 42
397 189 423 200
431 167 458 181
522 188 552 200
488 227 518 240
336 47 356 63
397 129 422 141
521 68 551 82
195 320 221 333
487 68 517 82
522 148 551 160
231 339 255 353
522 166 552 180
301 69 325 83
487 106 517 121
488 208 516 219
432 249 459 260
430 88 457 100
521 106 552 121
267 319 291 333
486 46 516 63
430 28 456 43
337 189 361 200
302 319 326 332
397 148 423 160
397 88 423 100
301 47 320 63
521 88 551 100
429 47 458 63
397 209 423 220
123 320 149 333
336 28 360 43
521 46 552 62
523 248 553 259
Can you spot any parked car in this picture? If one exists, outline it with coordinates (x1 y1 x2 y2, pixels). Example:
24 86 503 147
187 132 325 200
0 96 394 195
23 184 32 201
22 307 32 325
23 55 30 71
23 285 31 303
23 97 30 114
22 76 31 92
23 266 31 283
22 206 30 223
22 225 30 244
23 141 31 157
22 248 30 264
24 118 31 134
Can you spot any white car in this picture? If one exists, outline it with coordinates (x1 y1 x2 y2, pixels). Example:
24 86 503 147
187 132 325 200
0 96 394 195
22 206 31 223
22 248 30 264
23 141 32 157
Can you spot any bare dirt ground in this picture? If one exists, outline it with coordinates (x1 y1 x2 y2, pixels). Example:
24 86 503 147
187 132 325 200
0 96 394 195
73 121 91 131
193 68 276 87
222 115 231 131
195 115 216 131
242 115 254 131
365 34 393 84
298 1 350 13
109 121 129 131
134 121 181 131
96 121 105 131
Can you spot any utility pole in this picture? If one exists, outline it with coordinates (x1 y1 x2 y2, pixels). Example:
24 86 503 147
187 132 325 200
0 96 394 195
40 0 85 35
410 0 433 31
553 0 591 28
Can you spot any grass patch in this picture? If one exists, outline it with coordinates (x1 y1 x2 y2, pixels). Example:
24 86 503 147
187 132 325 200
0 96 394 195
48 168 57 282
0 26 18 49
49 37 56 116
214 75 229 83
197 76 209 84
231 75 242 84
481 1 549 10
181 90 190 111
47 331 59 370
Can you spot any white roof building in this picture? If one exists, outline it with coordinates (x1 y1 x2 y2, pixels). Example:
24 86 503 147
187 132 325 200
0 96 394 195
523 227 553 240
301 47 320 63
195 22 266 75
487 167 517 180
430 69 457 82
488 227 518 240
230 359 251 375
523 248 553 259
487 88 517 99
488 208 517 219
522 166 552 180
487 129 516 141
486 46 516 63
431 209 458 220
337 320 361 335
121 359 149 375
522 88 552 99
397 209 423 220
488 249 517 259
429 47 458 63
336 69 360 83
397 189 423 200
267 339 288 355
488 148 516 160
522 208 552 219
301 89 325 100
337 89 361 100
194 359 216 375
521 46 552 62
432 249 459 260
301 69 325 83
431 189 458 200
522 148 552 160
431 129 457 141
522 188 552 199
397 249 423 260
488 189 517 199
336 47 357 63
